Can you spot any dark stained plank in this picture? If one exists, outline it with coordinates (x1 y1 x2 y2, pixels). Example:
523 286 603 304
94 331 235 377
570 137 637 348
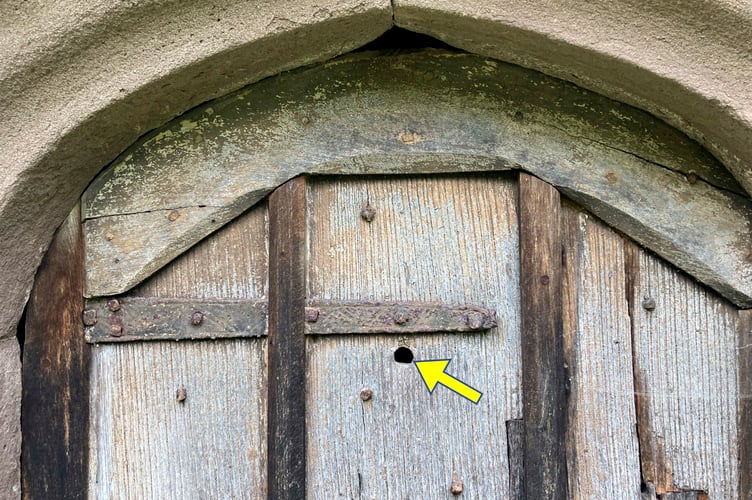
22 206 89 499
518 173 568 498
506 419 525 499
739 310 752 500
267 176 308 500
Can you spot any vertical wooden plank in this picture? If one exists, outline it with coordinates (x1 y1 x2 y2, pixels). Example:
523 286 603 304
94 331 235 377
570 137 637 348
519 173 568 498
88 205 268 498
22 205 89 499
632 248 738 498
307 174 520 497
267 176 307 500
507 419 525 499
738 310 752 500
561 204 642 498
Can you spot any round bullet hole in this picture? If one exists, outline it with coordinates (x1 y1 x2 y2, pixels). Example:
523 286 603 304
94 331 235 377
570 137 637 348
394 346 414 364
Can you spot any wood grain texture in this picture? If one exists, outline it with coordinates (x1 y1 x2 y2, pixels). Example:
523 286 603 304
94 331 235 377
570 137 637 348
88 205 268 499
306 174 521 498
738 310 752 500
506 419 525 499
561 203 642 498
632 248 739 498
22 205 90 499
519 173 568 499
80 50 752 309
267 176 308 499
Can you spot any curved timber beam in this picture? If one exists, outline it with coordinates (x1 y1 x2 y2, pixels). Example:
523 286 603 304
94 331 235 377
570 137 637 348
83 50 752 306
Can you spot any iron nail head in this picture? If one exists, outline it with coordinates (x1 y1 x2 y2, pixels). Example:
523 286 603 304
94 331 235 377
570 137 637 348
642 296 656 311
450 478 464 495
360 387 373 402
393 308 410 325
176 386 187 402
82 309 98 326
305 307 320 323
191 311 204 326
360 203 376 223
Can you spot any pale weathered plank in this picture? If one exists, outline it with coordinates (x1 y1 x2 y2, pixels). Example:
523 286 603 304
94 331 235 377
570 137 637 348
737 310 752 500
632 248 738 498
88 205 268 499
519 173 568 499
561 203 642 498
306 174 520 498
80 50 752 309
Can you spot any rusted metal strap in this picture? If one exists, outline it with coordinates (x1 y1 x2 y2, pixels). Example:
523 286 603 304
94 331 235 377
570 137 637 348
84 299 497 343
83 298 267 343
304 302 497 335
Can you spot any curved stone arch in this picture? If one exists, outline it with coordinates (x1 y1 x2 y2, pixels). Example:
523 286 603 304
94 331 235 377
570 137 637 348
83 50 752 307
1 1 751 338
1 1 751 495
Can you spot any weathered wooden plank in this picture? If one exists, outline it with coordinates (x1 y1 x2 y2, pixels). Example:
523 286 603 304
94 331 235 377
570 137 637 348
89 341 266 499
84 297 268 343
306 174 520 497
22 205 89 499
88 204 268 498
305 301 497 335
660 492 707 500
738 310 752 500
267 176 308 500
507 419 525 499
519 173 568 499
560 203 642 498
632 248 739 498
80 50 752 309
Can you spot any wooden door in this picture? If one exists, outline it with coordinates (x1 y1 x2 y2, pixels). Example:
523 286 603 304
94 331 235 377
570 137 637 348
305 174 522 498
22 172 744 499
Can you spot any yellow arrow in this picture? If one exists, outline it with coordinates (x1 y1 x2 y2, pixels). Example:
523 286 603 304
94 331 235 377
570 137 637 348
414 359 482 404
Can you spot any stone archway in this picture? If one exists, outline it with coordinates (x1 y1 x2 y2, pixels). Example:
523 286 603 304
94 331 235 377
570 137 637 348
2 2 751 496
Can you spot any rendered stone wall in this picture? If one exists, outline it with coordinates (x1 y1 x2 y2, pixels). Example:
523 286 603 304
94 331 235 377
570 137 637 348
1 1 750 496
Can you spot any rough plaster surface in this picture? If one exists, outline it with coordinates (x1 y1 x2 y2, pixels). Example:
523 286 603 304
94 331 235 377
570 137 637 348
0 0 750 497
394 0 752 198
0 340 20 497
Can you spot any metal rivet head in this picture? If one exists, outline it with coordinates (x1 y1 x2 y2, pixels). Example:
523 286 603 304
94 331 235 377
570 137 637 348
176 386 187 402
686 172 698 185
360 203 376 223
167 210 180 222
82 309 98 327
642 297 656 311
466 311 484 330
393 308 410 325
359 387 373 402
305 307 320 323
107 299 121 312
450 477 464 495
191 311 204 326
110 324 123 337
